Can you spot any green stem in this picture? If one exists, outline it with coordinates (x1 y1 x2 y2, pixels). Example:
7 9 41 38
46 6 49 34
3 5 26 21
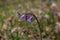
25 13 42 40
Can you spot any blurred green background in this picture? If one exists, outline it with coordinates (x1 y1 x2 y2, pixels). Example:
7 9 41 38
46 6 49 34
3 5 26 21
0 0 60 40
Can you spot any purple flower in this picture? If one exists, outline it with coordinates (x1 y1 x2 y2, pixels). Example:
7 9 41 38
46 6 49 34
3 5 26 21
25 14 28 21
20 14 26 19
20 14 33 22
27 16 33 22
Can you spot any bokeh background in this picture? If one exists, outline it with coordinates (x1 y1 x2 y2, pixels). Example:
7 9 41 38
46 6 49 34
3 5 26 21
0 0 60 40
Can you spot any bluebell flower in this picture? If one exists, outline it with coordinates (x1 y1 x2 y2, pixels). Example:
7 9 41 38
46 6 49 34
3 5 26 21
20 14 33 22
27 16 33 22
25 14 28 21
20 14 26 19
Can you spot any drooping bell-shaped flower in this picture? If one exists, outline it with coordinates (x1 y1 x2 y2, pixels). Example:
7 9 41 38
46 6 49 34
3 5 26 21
20 14 26 19
19 14 33 22
25 14 28 21
27 16 33 22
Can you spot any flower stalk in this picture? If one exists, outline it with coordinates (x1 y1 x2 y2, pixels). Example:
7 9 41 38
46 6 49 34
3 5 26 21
18 12 42 40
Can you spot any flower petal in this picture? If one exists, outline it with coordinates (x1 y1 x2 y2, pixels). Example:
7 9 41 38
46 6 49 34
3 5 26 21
20 14 26 19
25 14 28 21
27 16 33 22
